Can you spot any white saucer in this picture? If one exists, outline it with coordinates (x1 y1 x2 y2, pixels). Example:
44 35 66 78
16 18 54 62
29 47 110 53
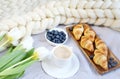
42 54 80 78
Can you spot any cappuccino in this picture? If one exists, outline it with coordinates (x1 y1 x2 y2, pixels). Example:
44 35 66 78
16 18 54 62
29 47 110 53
54 45 72 59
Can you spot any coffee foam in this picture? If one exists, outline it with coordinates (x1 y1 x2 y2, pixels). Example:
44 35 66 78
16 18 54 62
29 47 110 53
54 46 72 59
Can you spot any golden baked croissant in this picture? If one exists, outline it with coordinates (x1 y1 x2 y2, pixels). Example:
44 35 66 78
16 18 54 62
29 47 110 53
93 37 108 70
80 36 94 52
84 24 96 42
93 53 108 70
95 37 108 56
72 24 84 40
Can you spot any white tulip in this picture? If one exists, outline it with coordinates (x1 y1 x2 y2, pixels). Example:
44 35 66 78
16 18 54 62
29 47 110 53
11 40 19 46
7 27 24 44
0 31 7 37
35 47 50 61
20 36 34 51
19 26 26 38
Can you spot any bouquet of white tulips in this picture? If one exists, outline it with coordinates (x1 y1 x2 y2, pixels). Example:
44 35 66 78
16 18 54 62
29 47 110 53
0 22 35 52
0 44 49 79
0 27 49 79
0 45 36 79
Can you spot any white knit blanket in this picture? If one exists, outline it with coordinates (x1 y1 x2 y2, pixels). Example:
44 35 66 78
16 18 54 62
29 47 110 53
19 25 120 79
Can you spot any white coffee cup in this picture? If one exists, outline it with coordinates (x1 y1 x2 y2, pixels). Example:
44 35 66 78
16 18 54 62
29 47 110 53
51 45 73 68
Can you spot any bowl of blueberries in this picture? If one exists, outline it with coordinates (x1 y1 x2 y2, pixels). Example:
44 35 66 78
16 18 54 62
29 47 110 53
45 28 68 46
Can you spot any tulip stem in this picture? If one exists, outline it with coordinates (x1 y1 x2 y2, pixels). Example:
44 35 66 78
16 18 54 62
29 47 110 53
6 56 33 70
0 40 9 48
0 35 12 49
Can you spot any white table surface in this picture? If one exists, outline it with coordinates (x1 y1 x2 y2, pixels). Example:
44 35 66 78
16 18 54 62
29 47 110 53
18 25 120 79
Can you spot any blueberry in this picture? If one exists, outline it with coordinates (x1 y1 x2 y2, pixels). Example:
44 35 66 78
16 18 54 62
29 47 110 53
50 30 54 34
54 40 57 43
89 54 94 59
47 33 53 37
63 38 66 41
58 32 61 35
108 59 112 64
47 31 51 34
59 40 63 43
62 33 66 37
58 32 61 36
111 62 116 67
61 31 65 35
52 30 55 33
55 39 60 43
52 38 56 42
47 31 51 36
49 35 53 38
112 61 118 67
109 57 114 61
47 34 49 37
59 34 62 37
50 38 53 41
59 38 62 41
59 31 64 35
108 64 112 69
109 61 114 65
63 37 66 40
62 37 66 41
108 57 114 64
59 37 63 40
108 59 118 68
52 39 56 43
56 35 60 38
54 30 58 35
115 61 118 64
61 39 65 43
47 36 52 41
108 57 118 68
59 34 62 38
61 35 64 38
57 40 61 43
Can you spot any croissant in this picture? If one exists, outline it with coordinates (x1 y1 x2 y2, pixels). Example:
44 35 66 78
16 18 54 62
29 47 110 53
95 37 108 56
84 24 96 42
93 37 108 70
93 53 108 70
94 49 107 57
80 36 94 52
72 24 84 40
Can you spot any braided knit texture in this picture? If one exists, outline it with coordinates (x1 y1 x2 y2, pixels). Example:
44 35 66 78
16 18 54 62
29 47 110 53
0 0 120 43
0 0 49 20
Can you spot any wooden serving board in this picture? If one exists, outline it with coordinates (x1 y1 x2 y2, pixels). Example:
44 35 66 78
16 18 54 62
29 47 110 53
66 25 120 75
